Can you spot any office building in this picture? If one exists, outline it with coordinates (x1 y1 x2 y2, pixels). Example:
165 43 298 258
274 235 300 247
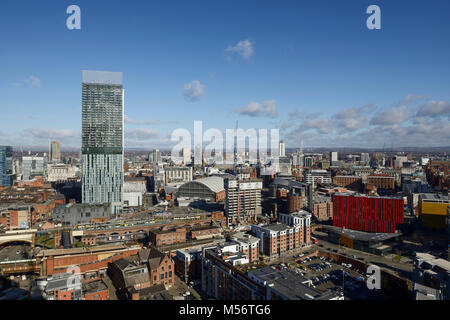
22 156 47 181
360 152 370 165
279 141 285 157
333 175 362 191
183 146 191 165
149 149 162 164
333 193 404 233
46 163 79 182
81 70 124 214
304 170 332 187
330 151 338 163
50 141 61 162
0 146 13 186
419 193 450 229
165 166 193 185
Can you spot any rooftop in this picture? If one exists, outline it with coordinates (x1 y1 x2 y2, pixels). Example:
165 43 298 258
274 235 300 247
249 267 339 300
321 225 402 241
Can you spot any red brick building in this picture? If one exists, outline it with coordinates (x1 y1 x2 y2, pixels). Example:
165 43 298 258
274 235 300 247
149 226 187 246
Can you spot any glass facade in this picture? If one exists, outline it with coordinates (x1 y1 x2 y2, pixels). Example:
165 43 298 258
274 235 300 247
81 70 124 211
0 146 13 186
22 156 47 181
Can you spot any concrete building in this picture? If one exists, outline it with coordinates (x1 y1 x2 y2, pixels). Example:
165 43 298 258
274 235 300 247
46 163 79 182
183 147 191 165
354 166 374 183
225 178 262 225
330 151 338 163
81 70 124 214
304 170 332 187
50 141 61 162
52 203 114 226
165 166 193 185
149 149 162 164
279 141 286 157
123 178 147 207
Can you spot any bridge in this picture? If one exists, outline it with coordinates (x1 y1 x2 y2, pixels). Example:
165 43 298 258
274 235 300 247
77 217 216 240
0 230 36 247
0 259 39 276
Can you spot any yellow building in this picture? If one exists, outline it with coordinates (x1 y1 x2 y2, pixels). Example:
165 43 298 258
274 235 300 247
419 193 449 229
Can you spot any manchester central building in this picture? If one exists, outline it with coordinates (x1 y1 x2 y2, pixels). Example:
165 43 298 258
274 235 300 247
81 70 124 214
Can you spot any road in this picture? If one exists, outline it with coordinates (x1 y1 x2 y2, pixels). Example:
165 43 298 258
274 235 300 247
312 238 414 280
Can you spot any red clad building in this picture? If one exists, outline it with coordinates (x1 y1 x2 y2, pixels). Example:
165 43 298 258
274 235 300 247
333 193 404 233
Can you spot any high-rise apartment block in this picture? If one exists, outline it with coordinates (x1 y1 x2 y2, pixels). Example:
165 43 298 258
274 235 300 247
81 70 124 213
225 178 262 225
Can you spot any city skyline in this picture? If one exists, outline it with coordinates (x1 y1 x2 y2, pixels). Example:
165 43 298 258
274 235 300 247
0 1 449 149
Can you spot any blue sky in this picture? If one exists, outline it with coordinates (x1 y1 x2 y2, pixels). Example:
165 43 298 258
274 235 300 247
0 0 449 149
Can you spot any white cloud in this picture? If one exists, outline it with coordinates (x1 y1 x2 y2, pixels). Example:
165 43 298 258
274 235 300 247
12 75 41 88
21 128 75 139
236 100 277 118
416 100 450 118
370 105 412 126
403 94 427 104
184 80 205 102
125 128 160 141
226 39 254 60
124 115 158 125
333 104 374 133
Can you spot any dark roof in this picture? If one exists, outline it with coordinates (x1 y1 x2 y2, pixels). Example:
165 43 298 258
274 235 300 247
138 247 166 270
129 283 166 298
113 256 141 271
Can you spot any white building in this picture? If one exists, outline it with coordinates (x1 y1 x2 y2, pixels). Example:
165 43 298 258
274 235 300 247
46 163 79 182
330 151 338 162
123 179 147 207
279 141 286 157
183 147 191 165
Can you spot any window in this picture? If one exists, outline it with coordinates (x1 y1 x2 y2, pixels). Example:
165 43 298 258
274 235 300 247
160 273 164 280
168 271 172 278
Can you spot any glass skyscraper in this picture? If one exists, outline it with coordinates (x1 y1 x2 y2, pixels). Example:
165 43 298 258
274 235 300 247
81 70 124 213
0 146 13 186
